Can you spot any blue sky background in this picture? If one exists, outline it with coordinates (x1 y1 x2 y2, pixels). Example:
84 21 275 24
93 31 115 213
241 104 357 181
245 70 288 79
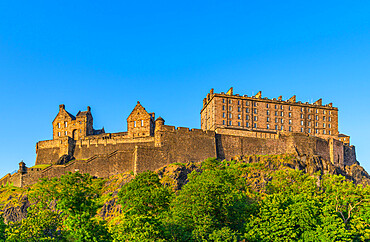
0 1 369 177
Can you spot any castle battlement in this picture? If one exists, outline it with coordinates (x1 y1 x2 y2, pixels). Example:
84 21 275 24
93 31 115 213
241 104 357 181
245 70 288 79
0 88 355 187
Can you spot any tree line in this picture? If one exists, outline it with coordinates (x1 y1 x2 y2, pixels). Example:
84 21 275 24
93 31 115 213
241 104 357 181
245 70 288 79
0 157 369 241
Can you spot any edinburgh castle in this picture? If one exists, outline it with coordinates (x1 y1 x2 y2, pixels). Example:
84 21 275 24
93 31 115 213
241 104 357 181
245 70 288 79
0 88 357 187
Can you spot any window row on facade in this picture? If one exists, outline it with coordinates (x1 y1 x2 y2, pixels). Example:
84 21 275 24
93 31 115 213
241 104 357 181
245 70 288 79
220 120 333 134
221 101 334 115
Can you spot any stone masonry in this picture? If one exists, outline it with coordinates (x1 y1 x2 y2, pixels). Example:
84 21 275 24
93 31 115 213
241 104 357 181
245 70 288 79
0 90 356 187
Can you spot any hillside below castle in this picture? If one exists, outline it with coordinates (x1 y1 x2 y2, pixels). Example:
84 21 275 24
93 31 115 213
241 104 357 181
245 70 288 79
0 88 368 187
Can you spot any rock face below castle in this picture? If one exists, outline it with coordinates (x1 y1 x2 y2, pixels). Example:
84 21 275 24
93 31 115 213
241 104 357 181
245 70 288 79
0 91 362 187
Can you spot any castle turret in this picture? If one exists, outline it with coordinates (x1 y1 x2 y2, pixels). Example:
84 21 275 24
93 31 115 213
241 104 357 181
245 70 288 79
19 161 27 174
155 116 165 128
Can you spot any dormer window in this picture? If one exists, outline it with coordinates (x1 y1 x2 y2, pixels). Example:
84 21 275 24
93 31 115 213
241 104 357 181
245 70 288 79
58 123 61 128
134 121 137 127
141 120 144 126
65 131 68 136
58 132 61 136
65 122 68 127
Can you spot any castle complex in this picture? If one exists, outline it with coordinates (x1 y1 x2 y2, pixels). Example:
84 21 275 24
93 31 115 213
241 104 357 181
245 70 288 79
0 88 356 187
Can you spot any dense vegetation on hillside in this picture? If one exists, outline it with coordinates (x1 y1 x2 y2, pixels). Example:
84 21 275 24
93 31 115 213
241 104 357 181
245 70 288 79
0 155 369 241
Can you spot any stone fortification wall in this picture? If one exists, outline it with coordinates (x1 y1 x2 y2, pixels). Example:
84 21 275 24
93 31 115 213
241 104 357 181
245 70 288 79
134 125 217 173
215 128 336 164
73 136 155 160
13 124 218 187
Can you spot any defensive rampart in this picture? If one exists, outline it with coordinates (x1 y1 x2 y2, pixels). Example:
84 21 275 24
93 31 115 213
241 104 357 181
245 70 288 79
1 125 355 187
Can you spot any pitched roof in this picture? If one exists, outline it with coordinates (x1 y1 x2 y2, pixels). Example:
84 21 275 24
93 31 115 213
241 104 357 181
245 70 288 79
76 111 89 117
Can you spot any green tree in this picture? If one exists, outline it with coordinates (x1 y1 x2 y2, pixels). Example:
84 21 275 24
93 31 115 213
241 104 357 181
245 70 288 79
0 216 6 242
113 171 173 241
56 172 111 242
168 159 254 241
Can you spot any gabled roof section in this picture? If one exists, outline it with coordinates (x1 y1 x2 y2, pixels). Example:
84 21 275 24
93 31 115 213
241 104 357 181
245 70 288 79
76 106 91 117
52 104 76 123
127 101 151 121
76 111 89 117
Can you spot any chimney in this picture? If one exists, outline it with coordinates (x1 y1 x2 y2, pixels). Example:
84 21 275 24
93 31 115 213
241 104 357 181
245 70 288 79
59 104 65 111
87 106 91 112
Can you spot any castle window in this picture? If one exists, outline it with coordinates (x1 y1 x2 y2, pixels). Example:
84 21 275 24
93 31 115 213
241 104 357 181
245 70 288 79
246 115 249 120
301 128 303 132
266 103 269 108
58 123 61 128
316 116 318 120
323 116 326 121
254 108 257 114
289 119 292 124
275 118 278 123
280 112 283 117
323 110 326 114
246 108 249 113
229 100 232 104
301 107 303 112
267 117 270 122
316 122 318 127
141 120 144 126
229 121 232 125
254 123 257 128
267 110 270 115
275 105 277 109
329 111 332 115
315 129 318 134
238 122 241 126
301 114 303 119
323 123 326 128
65 131 68 136
267 124 270 129
134 121 137 127
308 121 311 126
329 130 332 135
289 126 292 131
281 125 283 131
308 115 311 119
222 105 225 110
79 129 81 133
246 101 249 106
275 125 278 130
323 130 326 134
238 100 240 105
308 128 311 133
223 120 225 125
58 132 61 136
229 106 232 111
275 111 278 116
301 120 304 125
222 99 225 103
281 119 284 124
289 106 292 111
238 114 241 119
254 102 257 107
289 112 292 117
328 123 331 128
246 122 249 127
238 107 241 112
229 113 232 118
308 108 311 112
223 112 225 118
329 117 332 122
64 122 68 127
254 116 258 121
280 105 283 110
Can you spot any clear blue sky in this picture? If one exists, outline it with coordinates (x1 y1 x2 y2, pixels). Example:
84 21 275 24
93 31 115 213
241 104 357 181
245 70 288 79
0 1 369 177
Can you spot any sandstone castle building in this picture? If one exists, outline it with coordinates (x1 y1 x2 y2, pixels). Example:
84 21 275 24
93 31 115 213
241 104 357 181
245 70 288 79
1 88 355 187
